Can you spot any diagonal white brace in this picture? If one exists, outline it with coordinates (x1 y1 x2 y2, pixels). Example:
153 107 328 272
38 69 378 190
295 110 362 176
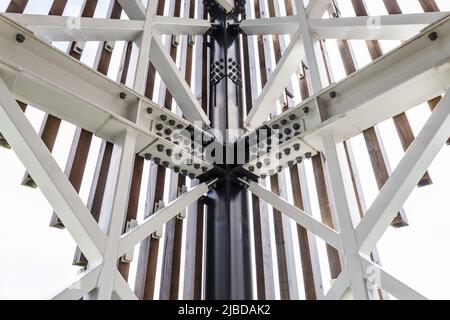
117 179 217 258
90 130 137 300
356 89 450 255
149 34 211 129
361 258 427 300
117 0 146 21
113 272 139 300
306 0 331 19
216 0 235 13
245 30 304 129
322 132 371 300
324 270 350 300
0 77 106 263
241 179 342 251
51 264 102 300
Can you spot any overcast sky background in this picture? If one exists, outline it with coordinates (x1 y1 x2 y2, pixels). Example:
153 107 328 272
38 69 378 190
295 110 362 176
0 0 450 300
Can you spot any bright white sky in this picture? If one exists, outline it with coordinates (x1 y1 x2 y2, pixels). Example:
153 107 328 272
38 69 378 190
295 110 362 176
0 0 450 300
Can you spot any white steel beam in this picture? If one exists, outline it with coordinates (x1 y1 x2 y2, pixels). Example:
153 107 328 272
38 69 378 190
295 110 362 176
310 12 449 40
1 15 449 163
4 13 144 41
361 259 427 300
245 30 304 129
51 265 103 300
114 273 139 300
322 132 371 300
324 271 350 300
117 0 146 20
306 0 331 19
0 15 213 171
216 0 235 13
356 89 450 255
150 35 211 129
152 16 211 35
0 78 106 263
296 0 327 93
240 16 299 35
182 181 200 299
92 130 137 300
117 180 216 258
243 179 342 251
132 1 158 95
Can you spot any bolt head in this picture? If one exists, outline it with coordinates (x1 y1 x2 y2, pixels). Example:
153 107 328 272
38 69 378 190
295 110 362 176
303 106 310 114
144 153 152 161
429 32 438 41
16 33 25 43
146 107 153 114
119 92 127 99
329 91 337 99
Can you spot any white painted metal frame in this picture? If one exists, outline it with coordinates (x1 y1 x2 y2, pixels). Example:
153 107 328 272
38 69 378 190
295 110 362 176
242 1 450 129
0 0 449 300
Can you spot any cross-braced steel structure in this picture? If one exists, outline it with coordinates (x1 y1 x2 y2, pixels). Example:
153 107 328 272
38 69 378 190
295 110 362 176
0 0 449 300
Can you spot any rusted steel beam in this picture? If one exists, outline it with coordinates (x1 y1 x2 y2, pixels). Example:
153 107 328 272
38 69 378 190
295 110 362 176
242 5 266 298
418 0 440 12
238 2 267 300
363 126 408 227
134 0 170 300
334 14 407 225
290 165 317 300
72 141 113 266
49 0 68 15
118 155 144 279
284 0 293 16
49 127 93 228
6 0 28 13
269 175 291 300
159 175 186 300
268 0 319 300
157 0 185 300
357 0 432 188
191 5 209 300
311 154 342 279
254 0 294 300
141 166 166 300
251 194 266 300
49 1 121 230
167 1 198 300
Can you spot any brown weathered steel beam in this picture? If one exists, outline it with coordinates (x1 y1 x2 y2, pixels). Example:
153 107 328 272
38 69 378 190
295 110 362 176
269 175 291 300
118 155 144 279
311 154 342 279
6 0 28 13
49 0 120 230
357 0 433 188
418 0 440 12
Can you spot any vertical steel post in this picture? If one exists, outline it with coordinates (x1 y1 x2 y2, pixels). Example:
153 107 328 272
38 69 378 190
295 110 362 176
204 0 252 300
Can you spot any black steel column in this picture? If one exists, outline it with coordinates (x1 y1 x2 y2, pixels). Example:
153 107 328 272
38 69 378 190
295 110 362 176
204 0 252 300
